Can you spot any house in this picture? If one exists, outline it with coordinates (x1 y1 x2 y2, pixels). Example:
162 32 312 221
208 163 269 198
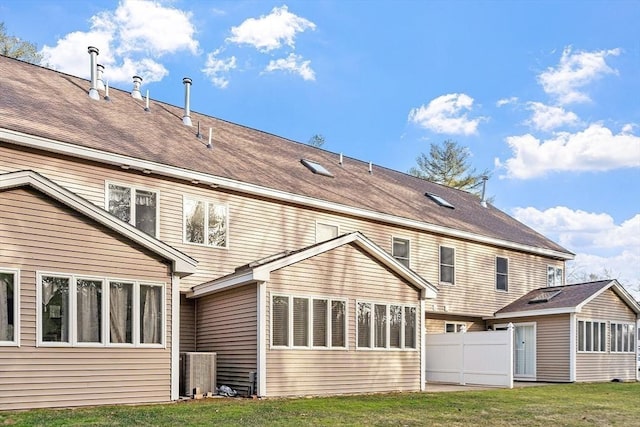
0 50 635 410
487 280 640 383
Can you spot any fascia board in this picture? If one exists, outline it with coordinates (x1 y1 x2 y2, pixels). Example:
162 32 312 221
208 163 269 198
489 307 577 319
1 128 574 261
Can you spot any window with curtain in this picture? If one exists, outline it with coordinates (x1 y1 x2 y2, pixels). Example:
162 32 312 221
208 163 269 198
140 285 162 345
496 257 508 291
77 279 103 343
440 246 455 284
109 281 133 344
0 271 16 343
41 275 70 343
108 183 158 237
271 295 346 349
357 301 417 350
184 197 228 247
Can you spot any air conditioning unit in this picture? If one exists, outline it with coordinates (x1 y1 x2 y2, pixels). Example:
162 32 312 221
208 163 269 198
180 352 216 397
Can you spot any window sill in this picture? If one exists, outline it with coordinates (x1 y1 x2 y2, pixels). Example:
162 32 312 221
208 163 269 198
182 240 229 250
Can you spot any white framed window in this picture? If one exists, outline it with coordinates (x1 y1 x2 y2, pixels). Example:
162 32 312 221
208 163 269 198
445 322 467 333
183 197 228 248
106 182 159 237
37 272 164 348
0 268 19 346
496 257 508 292
577 320 607 352
316 222 339 242
440 246 455 284
547 266 563 287
392 237 410 268
271 294 347 349
356 301 417 350
610 322 635 353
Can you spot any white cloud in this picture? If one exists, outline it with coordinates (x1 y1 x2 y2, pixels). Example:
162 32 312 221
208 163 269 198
496 123 640 179
538 46 621 105
202 49 237 89
496 97 518 107
40 0 198 84
227 5 316 53
622 123 636 134
408 93 485 135
263 53 315 81
525 102 579 132
512 207 640 298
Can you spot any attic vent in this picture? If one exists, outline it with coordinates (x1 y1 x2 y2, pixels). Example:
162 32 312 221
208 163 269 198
529 289 562 304
425 193 454 209
301 159 333 177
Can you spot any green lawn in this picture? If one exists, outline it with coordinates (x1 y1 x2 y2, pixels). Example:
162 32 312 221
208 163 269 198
1 382 639 426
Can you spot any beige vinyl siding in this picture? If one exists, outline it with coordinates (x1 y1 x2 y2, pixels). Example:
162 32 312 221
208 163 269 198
180 294 196 352
576 289 637 382
0 187 173 410
265 243 422 396
489 315 571 382
425 313 486 334
1 143 562 317
195 285 257 395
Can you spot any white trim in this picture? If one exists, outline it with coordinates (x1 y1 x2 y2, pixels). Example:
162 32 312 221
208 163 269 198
257 281 267 397
495 256 509 292
569 313 576 382
0 170 197 275
105 180 161 239
170 275 180 400
576 318 608 353
354 299 418 351
489 306 578 319
444 321 467 333
0 128 574 261
439 245 456 285
391 236 411 269
0 268 20 347
419 299 426 390
513 322 537 381
576 280 640 314
182 195 229 249
610 321 636 353
546 265 564 287
191 232 437 300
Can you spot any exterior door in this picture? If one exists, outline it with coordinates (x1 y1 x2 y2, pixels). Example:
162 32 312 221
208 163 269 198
514 324 536 379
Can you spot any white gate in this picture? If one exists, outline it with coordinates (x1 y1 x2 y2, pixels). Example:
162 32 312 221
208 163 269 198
425 325 514 388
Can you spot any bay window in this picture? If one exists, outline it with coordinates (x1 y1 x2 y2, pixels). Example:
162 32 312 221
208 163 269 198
357 301 417 350
107 183 158 237
38 273 164 347
271 294 346 348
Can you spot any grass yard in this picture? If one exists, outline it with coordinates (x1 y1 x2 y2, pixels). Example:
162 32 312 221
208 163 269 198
1 382 639 426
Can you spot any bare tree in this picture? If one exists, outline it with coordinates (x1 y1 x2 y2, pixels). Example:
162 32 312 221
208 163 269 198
307 134 325 148
0 22 43 64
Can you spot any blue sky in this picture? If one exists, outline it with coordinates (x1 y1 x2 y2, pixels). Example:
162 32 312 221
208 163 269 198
2 0 639 297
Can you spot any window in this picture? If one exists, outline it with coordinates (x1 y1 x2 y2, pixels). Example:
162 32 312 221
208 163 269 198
445 322 467 333
392 237 410 268
183 197 228 247
0 269 19 345
107 183 158 237
610 322 635 353
38 273 164 347
271 294 346 349
316 222 339 242
425 193 454 209
356 301 417 350
301 159 333 177
440 246 455 284
577 320 606 352
547 266 563 287
496 257 508 291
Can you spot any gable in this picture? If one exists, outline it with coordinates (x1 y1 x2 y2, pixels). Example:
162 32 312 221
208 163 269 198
579 288 637 322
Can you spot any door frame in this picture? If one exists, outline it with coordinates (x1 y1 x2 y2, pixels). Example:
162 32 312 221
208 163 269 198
496 322 537 381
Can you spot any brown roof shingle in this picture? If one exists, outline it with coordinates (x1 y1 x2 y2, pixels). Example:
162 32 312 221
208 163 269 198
0 55 571 256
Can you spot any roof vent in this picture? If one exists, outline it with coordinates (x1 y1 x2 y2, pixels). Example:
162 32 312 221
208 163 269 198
131 76 143 100
368 161 373 174
87 46 100 100
182 77 193 126
96 64 105 91
144 90 150 112
480 175 489 208
301 159 333 177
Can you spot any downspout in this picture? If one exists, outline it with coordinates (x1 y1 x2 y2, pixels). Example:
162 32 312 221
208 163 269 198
257 281 267 396
569 313 576 382
171 275 181 400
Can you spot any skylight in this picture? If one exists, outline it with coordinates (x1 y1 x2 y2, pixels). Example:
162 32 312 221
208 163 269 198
528 290 562 304
301 159 333 177
425 193 454 209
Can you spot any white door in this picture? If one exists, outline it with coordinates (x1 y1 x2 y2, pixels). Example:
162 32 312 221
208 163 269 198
514 324 536 379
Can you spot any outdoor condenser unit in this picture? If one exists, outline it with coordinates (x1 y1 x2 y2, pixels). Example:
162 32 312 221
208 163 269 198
180 352 217 397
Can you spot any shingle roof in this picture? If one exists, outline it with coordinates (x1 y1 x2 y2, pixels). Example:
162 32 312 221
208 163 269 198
495 280 619 315
0 55 572 257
